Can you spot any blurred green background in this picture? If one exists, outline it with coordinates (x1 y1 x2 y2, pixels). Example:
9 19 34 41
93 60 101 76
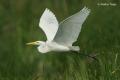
0 0 120 80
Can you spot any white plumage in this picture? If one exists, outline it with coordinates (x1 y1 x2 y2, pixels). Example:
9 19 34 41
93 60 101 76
54 7 90 46
39 8 59 41
27 7 91 53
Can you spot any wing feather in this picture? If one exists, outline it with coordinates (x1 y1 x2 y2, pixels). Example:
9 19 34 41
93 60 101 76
39 8 59 41
54 7 90 46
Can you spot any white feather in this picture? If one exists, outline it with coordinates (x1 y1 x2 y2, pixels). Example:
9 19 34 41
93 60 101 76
54 7 91 46
39 8 59 41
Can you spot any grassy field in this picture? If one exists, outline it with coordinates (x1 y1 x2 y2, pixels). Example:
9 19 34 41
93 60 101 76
0 0 120 80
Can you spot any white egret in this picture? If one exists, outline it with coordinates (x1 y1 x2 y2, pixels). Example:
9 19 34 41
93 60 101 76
27 7 90 53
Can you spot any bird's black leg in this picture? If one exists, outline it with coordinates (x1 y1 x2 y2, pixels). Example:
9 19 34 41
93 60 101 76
71 51 99 62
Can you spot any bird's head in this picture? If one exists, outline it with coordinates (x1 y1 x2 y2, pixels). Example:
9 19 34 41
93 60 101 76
26 41 45 46
26 41 48 53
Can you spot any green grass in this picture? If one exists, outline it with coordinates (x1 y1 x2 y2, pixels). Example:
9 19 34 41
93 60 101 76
0 0 120 80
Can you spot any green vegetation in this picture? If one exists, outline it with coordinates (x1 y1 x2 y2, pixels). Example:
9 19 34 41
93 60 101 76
0 0 120 80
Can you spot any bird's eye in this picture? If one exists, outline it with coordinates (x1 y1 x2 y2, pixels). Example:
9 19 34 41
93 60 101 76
36 41 40 43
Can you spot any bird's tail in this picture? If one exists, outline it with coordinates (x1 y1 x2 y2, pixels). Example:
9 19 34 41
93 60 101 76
69 46 80 52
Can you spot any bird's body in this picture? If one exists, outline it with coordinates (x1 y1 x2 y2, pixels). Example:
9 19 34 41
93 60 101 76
27 7 90 53
37 41 79 53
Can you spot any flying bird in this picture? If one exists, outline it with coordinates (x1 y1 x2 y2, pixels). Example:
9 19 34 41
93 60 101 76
27 7 91 53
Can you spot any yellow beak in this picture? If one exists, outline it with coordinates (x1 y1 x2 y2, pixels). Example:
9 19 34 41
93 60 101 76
26 41 37 45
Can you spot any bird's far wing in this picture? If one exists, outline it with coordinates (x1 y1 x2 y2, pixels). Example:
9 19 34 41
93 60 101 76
39 8 59 41
54 7 90 46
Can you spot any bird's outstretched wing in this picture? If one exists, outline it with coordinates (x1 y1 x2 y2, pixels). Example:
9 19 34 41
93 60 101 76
54 7 90 46
39 8 59 41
